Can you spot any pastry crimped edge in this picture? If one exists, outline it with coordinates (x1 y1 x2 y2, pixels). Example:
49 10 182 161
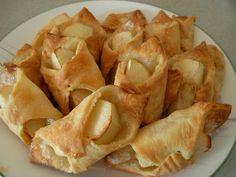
30 85 147 173
114 37 168 125
0 69 62 145
41 40 105 114
101 24 144 82
105 102 231 177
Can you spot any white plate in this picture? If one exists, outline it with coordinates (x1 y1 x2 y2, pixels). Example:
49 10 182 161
0 1 236 177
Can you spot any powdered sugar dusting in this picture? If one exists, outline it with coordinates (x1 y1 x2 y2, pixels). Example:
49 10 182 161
0 64 16 88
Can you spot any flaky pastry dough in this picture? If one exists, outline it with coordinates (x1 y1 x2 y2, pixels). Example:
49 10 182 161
106 102 231 177
41 38 105 114
114 37 168 125
0 68 62 144
30 85 146 173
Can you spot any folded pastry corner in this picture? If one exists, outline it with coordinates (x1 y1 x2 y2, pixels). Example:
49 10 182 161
105 102 231 177
172 15 195 51
102 9 147 33
101 24 144 82
30 85 146 173
145 10 181 57
114 37 168 125
0 68 62 145
41 36 105 114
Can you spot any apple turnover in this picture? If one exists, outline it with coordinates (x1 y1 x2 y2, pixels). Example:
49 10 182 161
41 35 105 114
106 102 231 177
0 68 62 145
48 7 106 62
30 85 146 173
114 37 168 125
166 42 220 114
102 10 147 33
101 23 144 82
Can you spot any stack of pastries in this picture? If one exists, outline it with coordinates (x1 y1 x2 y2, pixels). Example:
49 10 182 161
0 8 232 177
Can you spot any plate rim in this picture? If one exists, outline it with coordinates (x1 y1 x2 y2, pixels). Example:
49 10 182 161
0 1 235 177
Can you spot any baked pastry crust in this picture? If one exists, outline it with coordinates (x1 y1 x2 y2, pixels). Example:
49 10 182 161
163 69 182 114
6 44 49 95
105 102 231 177
0 8 230 177
102 10 147 33
41 38 105 114
0 69 62 145
207 44 225 101
167 42 216 114
145 10 181 57
172 15 195 51
101 24 144 82
114 37 168 125
30 85 146 173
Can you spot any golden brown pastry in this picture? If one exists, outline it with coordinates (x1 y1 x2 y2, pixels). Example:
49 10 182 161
166 42 217 114
49 7 106 62
102 10 147 33
207 44 225 101
32 13 70 51
101 23 144 82
145 10 181 57
41 36 105 114
30 85 146 173
0 68 62 145
163 69 182 114
172 15 195 51
106 102 231 177
114 37 168 125
6 44 49 95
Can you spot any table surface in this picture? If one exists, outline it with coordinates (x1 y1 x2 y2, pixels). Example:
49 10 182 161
0 0 235 177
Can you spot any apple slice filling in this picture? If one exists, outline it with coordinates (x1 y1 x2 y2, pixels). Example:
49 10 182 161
61 37 81 51
111 31 132 51
125 59 151 85
62 23 93 39
50 22 93 70
86 99 121 144
172 59 204 86
50 48 74 70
